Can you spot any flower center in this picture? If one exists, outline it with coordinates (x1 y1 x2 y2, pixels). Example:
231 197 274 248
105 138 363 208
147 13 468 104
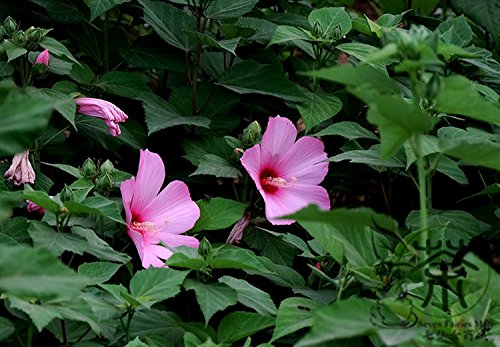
260 169 295 194
131 221 157 233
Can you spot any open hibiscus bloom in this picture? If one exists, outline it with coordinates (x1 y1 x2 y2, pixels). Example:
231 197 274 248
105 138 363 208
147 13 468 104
120 149 200 268
75 97 128 137
241 116 330 225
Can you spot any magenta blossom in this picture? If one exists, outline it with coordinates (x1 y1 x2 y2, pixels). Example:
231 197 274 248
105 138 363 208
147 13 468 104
4 150 35 186
241 116 330 225
120 149 200 268
34 49 50 67
26 201 46 215
75 97 128 137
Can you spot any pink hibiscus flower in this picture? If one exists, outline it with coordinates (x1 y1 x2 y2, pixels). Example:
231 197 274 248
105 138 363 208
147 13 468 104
120 149 200 268
75 97 128 137
34 49 50 67
241 116 330 225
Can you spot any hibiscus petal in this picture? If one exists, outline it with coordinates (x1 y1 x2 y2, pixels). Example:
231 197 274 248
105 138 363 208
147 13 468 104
141 244 172 268
260 116 297 169
240 144 262 190
127 228 145 263
277 136 329 184
141 180 200 234
130 149 165 217
264 184 330 225
154 233 200 248
120 178 136 224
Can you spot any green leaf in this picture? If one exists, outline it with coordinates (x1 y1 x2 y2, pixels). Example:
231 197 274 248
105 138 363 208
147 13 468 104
440 137 500 172
218 60 308 102
219 276 277 316
87 0 131 21
0 244 86 299
142 93 210 135
205 0 258 19
437 75 500 126
3 41 27 62
336 42 391 72
78 262 122 285
129 309 184 343
437 15 473 47
0 191 21 221
330 145 405 171
296 297 375 346
313 121 378 140
166 246 205 270
217 311 274 343
40 36 80 66
71 227 131 263
121 39 185 70
244 228 296 267
64 195 125 224
209 245 264 271
271 297 319 342
303 64 402 94
22 190 61 214
185 31 240 55
268 26 311 46
124 337 149 347
403 134 439 169
191 197 248 232
27 88 77 129
308 7 352 39
434 155 468 185
138 0 196 51
0 217 30 246
451 0 500 40
129 268 189 308
42 162 83 178
0 87 54 157
190 154 242 178
297 94 342 130
0 317 14 341
8 296 62 332
30 0 84 23
247 257 305 288
28 221 88 257
184 280 238 324
96 71 151 99
182 136 232 166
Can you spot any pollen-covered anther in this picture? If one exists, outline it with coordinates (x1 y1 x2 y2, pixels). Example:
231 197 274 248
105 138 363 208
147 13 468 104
131 221 158 233
264 176 292 188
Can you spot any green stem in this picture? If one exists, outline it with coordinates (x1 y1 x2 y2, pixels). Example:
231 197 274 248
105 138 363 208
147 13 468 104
26 322 33 347
61 320 68 346
125 308 134 342
39 125 70 149
415 138 428 249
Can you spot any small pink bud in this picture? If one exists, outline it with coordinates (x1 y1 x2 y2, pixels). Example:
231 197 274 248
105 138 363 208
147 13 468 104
34 49 50 67
226 212 251 245
26 201 46 215
315 262 321 270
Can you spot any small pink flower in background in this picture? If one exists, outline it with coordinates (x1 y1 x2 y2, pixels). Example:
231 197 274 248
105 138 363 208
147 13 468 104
26 201 46 215
4 150 35 186
241 116 330 225
34 49 50 67
120 149 200 268
75 97 128 137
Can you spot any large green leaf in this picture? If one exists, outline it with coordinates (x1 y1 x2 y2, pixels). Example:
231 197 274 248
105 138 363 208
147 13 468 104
451 0 500 40
28 221 88 257
307 7 352 39
271 297 319 342
184 31 240 55
437 76 500 126
129 268 189 308
336 42 391 72
7 296 62 332
296 297 375 346
138 0 196 51
26 87 77 129
440 137 500 172
205 0 258 19
22 190 61 214
219 276 277 316
142 93 210 135
0 217 30 246
313 121 378 140
40 37 80 66
330 145 406 171
30 0 84 23
129 309 185 342
64 195 125 224
191 197 248 232
243 228 296 267
437 15 473 47
190 154 242 178
297 94 342 130
0 86 55 156
0 317 14 341
71 227 130 263
217 311 274 343
0 244 86 299
96 71 151 99
218 60 308 102
183 280 237 324
268 26 311 46
78 262 122 285
87 0 131 21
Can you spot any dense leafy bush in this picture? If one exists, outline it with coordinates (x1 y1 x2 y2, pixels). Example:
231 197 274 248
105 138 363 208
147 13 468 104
2 0 500 346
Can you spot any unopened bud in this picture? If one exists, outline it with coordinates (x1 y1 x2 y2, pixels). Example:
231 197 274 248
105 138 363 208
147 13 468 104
27 27 44 44
13 30 25 45
60 184 74 202
426 73 441 101
3 17 18 35
81 158 97 178
241 120 262 147
99 160 115 175
226 212 251 244
95 173 114 193
198 237 212 258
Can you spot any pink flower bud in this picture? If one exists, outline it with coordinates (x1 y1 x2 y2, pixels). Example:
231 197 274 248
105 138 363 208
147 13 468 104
75 97 128 137
34 49 50 67
4 150 35 186
226 212 251 245
26 201 46 215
